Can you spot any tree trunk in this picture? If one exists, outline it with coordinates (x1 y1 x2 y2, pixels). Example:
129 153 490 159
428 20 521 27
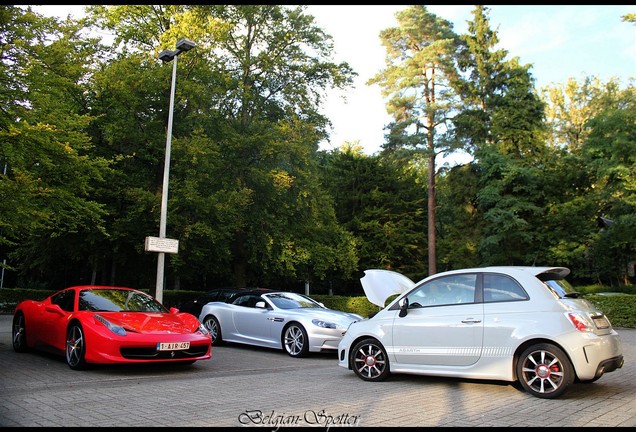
428 150 437 276
232 233 248 287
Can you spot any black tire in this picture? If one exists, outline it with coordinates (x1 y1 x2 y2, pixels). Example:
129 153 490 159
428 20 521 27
12 312 29 353
516 343 574 399
202 315 223 346
351 338 391 382
66 323 88 370
283 323 309 358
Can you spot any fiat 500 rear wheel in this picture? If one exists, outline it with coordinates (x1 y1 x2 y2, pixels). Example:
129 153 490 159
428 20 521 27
516 343 574 399
351 338 390 381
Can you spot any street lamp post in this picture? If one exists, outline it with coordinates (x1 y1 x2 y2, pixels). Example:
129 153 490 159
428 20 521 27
154 38 196 303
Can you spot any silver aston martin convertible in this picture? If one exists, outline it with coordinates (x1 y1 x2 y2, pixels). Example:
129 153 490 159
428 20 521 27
198 288 363 358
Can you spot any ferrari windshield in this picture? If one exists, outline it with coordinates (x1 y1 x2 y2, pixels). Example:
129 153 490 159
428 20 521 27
78 289 167 312
265 292 323 310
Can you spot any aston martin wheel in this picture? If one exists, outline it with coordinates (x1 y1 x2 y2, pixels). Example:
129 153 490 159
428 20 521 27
351 338 390 382
516 343 574 399
12 312 29 353
66 323 87 370
202 315 223 346
283 323 309 358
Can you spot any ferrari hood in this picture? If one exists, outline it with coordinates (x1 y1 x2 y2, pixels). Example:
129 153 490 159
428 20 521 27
98 312 198 333
360 269 415 307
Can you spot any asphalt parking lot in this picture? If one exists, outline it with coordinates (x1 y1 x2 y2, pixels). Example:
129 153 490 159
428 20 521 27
0 313 635 427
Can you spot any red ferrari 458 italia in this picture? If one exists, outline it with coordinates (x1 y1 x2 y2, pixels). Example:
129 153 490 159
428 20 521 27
12 285 212 369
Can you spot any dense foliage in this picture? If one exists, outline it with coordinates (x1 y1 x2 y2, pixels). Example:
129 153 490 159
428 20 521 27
1 288 635 329
0 5 634 296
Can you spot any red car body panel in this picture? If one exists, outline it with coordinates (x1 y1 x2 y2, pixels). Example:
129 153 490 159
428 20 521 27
14 286 211 366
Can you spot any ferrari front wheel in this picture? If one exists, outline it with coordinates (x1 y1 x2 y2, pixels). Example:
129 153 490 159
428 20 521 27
66 323 87 370
12 312 29 353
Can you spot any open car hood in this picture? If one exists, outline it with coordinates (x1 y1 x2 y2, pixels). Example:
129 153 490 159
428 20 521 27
360 269 415 307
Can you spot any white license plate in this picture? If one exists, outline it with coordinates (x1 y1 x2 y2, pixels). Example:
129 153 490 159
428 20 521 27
593 316 610 329
158 342 190 351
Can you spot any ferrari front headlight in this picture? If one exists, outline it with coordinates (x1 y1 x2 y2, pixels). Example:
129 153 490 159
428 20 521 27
94 314 127 336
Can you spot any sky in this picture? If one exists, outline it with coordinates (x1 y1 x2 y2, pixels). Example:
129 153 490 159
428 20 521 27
305 5 636 156
32 5 636 157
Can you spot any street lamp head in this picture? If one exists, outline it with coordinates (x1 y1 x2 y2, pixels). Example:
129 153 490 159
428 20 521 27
175 38 196 53
158 49 177 62
158 39 196 62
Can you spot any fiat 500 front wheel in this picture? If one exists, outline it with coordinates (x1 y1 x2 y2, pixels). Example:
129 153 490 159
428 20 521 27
351 338 390 382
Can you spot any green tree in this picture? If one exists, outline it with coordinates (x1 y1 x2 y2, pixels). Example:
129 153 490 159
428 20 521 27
541 77 624 150
435 164 481 271
319 144 426 283
369 5 461 276
581 84 636 284
447 5 548 266
0 6 111 288
87 5 358 290
88 52 174 289
452 5 508 153
539 77 635 284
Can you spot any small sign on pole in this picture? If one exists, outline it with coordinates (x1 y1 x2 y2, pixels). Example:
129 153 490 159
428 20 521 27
145 236 179 254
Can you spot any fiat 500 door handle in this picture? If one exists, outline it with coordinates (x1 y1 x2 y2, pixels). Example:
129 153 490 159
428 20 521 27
461 318 482 323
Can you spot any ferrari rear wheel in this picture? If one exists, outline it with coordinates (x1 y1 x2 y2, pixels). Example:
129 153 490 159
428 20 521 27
66 323 87 370
351 338 390 382
12 312 29 353
283 323 309 358
202 315 223 346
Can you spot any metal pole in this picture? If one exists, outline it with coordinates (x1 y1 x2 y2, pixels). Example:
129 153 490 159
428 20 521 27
155 54 178 304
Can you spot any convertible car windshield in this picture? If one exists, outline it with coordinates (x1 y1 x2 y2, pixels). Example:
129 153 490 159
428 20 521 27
265 292 323 309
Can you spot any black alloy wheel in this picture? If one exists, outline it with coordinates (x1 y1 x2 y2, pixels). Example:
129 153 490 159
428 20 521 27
351 338 390 382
